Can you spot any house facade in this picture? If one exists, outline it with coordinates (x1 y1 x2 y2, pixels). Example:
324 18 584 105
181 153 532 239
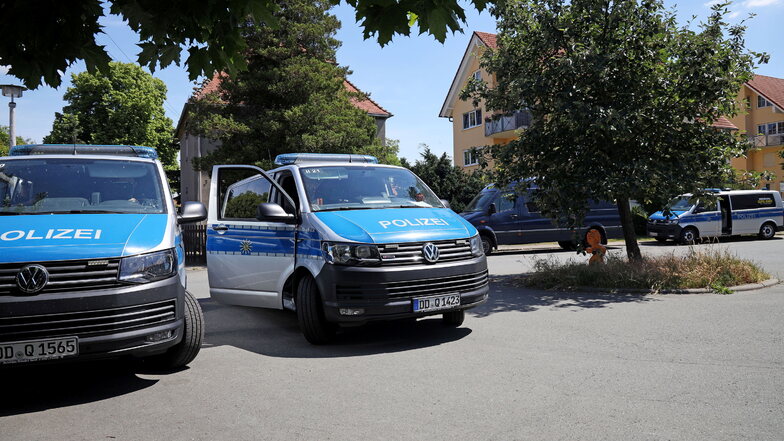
441 31 783 192
176 73 392 206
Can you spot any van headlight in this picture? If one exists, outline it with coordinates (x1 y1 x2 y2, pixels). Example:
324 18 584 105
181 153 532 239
119 249 176 283
663 219 679 225
321 242 381 265
470 235 484 256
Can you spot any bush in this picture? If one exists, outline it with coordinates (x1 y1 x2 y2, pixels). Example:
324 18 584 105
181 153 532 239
522 249 769 292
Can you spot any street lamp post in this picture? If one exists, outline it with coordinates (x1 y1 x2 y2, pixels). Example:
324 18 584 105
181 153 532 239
1 84 26 148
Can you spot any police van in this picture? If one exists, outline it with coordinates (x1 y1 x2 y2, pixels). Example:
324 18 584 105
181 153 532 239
461 183 623 253
647 190 784 244
206 153 489 344
0 145 207 367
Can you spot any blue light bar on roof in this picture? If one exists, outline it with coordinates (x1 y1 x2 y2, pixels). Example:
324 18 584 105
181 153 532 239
9 144 158 159
274 153 378 165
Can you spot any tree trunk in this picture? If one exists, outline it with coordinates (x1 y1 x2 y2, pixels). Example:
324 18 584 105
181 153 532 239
616 196 642 261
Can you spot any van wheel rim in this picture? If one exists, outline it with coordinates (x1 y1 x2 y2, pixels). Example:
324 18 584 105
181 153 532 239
763 225 773 237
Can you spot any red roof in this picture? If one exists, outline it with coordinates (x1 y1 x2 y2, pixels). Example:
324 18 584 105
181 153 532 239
747 74 784 111
712 116 737 130
343 79 392 117
191 72 391 117
474 31 497 49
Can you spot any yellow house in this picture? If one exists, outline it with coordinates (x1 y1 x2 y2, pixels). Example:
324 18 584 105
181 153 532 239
440 31 784 192
729 75 784 192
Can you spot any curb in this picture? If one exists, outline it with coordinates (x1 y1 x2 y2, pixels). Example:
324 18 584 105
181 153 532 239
503 276 780 294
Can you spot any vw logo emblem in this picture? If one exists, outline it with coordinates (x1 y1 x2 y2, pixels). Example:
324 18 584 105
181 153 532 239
422 242 440 264
16 264 49 294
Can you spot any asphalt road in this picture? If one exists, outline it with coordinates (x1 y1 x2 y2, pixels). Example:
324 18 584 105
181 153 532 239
2 236 783 440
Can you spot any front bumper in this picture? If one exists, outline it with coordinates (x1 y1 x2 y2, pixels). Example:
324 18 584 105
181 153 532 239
0 276 184 364
315 256 489 324
647 223 682 239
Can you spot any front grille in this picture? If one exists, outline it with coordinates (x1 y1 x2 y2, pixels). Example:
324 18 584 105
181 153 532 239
336 270 489 301
0 299 177 342
377 239 473 265
0 258 122 296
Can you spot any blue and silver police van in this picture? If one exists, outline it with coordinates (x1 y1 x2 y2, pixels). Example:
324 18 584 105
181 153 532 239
461 184 623 253
0 145 207 368
647 190 784 244
206 153 489 344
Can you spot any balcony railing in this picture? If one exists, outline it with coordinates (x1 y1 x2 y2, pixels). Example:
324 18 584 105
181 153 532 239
484 110 532 137
749 134 784 147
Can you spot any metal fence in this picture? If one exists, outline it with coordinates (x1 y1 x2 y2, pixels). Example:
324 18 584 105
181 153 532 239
749 134 784 147
181 224 207 266
485 110 533 137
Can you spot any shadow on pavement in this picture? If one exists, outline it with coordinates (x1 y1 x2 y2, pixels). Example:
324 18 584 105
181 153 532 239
469 277 656 318
640 235 783 247
490 245 623 257
199 297 471 359
0 360 158 417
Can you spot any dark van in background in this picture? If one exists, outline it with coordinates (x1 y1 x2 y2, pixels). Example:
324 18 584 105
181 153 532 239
461 184 623 254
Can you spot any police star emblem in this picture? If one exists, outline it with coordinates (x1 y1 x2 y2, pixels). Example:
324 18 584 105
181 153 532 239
240 240 253 255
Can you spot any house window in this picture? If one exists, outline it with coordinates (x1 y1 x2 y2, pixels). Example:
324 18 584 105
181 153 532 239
462 109 482 130
758 122 784 135
471 70 482 82
758 96 772 108
463 148 480 166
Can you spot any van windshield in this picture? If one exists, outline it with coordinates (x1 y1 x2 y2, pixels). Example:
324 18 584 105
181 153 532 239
299 166 444 211
464 190 497 212
0 158 166 214
666 196 695 212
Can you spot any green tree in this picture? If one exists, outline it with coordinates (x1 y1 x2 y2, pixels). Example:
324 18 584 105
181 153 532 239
463 0 765 259
187 0 389 171
0 126 33 157
0 0 488 89
44 62 176 168
401 145 489 212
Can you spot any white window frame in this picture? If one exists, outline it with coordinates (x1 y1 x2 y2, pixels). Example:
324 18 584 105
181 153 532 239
463 147 481 167
758 121 784 135
462 109 482 130
471 70 482 82
758 96 772 108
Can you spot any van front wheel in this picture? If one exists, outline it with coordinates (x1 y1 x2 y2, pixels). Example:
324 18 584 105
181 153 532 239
147 290 204 370
679 227 698 245
442 310 465 327
480 235 494 255
296 274 336 345
759 222 777 240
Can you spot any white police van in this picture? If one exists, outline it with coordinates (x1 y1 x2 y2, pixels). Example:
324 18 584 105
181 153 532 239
207 153 489 344
647 189 784 244
0 145 207 368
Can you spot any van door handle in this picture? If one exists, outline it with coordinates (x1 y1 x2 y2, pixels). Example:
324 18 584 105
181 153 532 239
213 224 229 234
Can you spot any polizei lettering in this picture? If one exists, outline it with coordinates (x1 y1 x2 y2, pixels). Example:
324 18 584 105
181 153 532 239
0 229 103 241
378 218 449 229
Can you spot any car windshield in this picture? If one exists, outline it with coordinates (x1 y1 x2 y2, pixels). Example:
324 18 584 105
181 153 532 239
464 190 497 212
666 196 696 212
300 165 444 211
0 158 166 214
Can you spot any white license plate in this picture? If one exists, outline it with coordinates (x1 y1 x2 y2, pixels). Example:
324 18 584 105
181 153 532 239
412 294 461 313
649 232 658 236
0 337 79 365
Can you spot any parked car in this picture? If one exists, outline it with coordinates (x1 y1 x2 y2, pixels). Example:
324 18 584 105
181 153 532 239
460 184 623 253
647 189 784 244
0 144 207 368
205 153 489 344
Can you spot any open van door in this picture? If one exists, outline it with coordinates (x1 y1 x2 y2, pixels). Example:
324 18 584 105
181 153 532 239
206 165 298 309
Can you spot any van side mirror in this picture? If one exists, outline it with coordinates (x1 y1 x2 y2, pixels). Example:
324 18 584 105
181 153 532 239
488 203 497 215
440 199 451 209
178 201 207 224
256 203 296 223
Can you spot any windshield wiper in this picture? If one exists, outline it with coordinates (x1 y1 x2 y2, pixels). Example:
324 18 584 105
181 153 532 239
0 211 23 215
53 210 128 214
318 206 378 212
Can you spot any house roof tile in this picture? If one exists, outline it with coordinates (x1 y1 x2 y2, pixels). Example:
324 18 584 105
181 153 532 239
746 74 784 110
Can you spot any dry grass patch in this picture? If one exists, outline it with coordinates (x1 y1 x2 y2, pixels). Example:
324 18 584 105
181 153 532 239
522 249 769 293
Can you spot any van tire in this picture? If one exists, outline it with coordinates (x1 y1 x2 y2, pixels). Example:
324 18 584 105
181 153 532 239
147 290 204 369
296 274 336 345
679 227 698 245
759 222 776 240
442 310 465 327
480 234 494 255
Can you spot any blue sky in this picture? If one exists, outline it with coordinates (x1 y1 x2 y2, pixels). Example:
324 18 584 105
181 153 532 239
1 0 782 163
